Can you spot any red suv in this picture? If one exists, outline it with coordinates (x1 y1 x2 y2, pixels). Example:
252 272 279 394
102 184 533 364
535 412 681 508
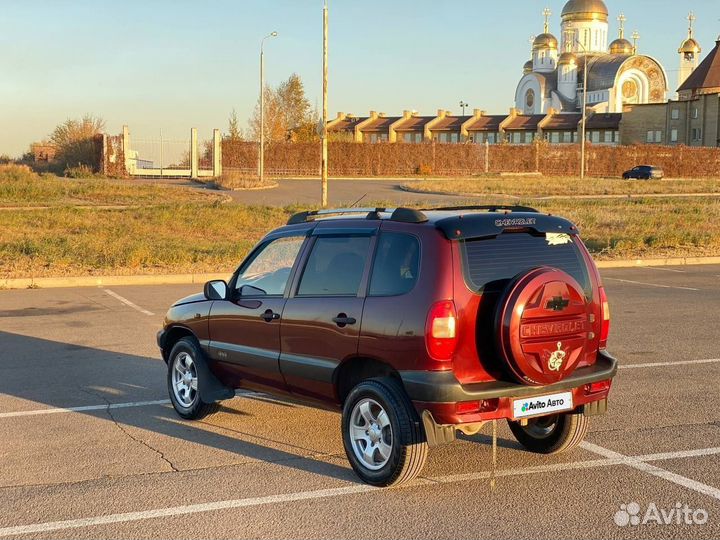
158 206 616 486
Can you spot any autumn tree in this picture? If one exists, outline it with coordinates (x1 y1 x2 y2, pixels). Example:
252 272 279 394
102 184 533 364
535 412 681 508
247 73 318 143
50 114 105 170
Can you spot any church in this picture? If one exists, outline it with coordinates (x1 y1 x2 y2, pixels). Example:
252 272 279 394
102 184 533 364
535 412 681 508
515 0 670 114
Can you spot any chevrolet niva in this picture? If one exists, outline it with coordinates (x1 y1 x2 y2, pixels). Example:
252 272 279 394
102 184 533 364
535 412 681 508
157 206 617 486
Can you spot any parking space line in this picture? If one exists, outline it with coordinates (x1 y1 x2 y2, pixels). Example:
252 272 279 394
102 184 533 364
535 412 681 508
644 266 686 273
619 358 720 370
581 442 720 502
0 400 171 419
102 289 155 316
603 277 700 291
1 445 719 537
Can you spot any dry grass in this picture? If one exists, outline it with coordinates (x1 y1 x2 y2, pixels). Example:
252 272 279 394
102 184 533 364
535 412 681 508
212 170 277 191
403 175 720 198
0 164 225 207
1 197 719 279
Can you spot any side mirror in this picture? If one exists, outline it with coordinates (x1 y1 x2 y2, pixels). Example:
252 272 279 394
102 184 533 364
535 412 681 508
203 280 228 301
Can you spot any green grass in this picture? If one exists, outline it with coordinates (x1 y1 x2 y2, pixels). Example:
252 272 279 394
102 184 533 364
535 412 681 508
403 175 720 198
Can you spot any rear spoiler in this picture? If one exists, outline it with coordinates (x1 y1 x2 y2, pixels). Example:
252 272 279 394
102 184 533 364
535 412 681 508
434 212 579 240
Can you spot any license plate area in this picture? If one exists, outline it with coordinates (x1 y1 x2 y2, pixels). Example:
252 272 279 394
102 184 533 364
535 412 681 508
512 391 573 420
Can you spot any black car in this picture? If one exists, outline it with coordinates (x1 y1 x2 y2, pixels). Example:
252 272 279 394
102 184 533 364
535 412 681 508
622 165 664 180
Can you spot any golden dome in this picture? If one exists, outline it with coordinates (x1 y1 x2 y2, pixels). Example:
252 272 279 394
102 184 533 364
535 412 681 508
533 33 559 50
558 52 578 65
561 0 609 22
609 38 633 55
523 60 533 73
679 38 701 54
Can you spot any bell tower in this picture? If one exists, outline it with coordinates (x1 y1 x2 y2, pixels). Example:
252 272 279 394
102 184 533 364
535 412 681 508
678 12 702 92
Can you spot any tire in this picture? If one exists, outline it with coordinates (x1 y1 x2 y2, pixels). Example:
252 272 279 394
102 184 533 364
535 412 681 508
341 377 428 487
167 337 221 420
508 412 588 455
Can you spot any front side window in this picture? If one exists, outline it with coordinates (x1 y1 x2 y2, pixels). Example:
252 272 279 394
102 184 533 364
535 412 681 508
297 236 371 296
369 233 420 297
235 236 305 296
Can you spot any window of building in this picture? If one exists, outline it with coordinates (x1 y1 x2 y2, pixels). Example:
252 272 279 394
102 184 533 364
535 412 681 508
415 132 422 144
369 233 420 297
646 131 653 143
692 108 699 119
671 129 678 143
614 131 620 142
646 130 662 143
603 131 613 143
512 132 522 144
369 134 378 144
591 131 600 143
655 130 663 143
671 109 680 120
438 133 448 143
403 133 413 144
550 132 560 143
692 128 702 141
235 236 305 296
562 131 572 143
488 133 496 144
451 133 459 144
524 132 534 144
297 236 371 297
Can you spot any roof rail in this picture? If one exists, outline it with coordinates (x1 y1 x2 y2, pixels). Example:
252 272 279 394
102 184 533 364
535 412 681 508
287 207 428 225
425 205 539 214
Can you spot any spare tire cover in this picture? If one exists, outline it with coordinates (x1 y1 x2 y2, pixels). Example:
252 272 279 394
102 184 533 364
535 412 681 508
495 267 591 386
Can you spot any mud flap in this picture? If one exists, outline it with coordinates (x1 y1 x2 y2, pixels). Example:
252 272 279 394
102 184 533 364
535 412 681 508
421 410 457 447
194 354 235 403
582 398 608 417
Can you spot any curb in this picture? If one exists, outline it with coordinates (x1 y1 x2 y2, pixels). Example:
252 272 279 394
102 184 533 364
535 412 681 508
3 257 720 290
595 256 720 269
397 185 720 201
0 273 232 291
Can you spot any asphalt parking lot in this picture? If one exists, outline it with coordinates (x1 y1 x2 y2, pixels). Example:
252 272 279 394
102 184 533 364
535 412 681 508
1 265 719 539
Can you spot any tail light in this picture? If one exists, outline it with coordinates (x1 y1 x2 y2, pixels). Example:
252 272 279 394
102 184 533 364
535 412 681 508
425 300 458 361
599 286 611 349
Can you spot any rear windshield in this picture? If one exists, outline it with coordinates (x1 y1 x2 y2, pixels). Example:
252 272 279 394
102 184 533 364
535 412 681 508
461 232 591 296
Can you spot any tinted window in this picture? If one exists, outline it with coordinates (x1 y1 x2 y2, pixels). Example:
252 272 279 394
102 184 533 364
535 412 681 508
369 233 420 297
298 236 371 296
235 236 304 296
461 232 591 295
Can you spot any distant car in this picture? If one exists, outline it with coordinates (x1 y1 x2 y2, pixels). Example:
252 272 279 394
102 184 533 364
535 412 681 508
622 165 664 180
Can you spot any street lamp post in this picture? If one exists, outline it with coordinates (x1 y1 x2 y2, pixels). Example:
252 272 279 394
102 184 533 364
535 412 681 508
459 101 468 116
574 39 591 180
259 31 278 183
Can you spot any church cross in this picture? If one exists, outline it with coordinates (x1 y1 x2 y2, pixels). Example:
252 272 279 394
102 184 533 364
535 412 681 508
543 7 552 34
687 12 696 38
618 13 626 39
632 30 640 54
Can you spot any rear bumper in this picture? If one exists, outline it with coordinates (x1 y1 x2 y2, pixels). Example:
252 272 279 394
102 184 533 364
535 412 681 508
400 350 617 426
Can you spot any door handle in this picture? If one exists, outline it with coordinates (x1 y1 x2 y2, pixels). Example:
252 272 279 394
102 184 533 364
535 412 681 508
260 309 280 322
332 313 357 327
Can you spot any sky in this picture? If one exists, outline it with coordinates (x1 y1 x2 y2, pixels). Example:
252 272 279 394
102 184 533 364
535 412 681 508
1 0 719 157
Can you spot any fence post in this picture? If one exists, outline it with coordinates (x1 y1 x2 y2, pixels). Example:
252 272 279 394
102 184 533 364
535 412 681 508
485 140 490 174
190 128 199 180
122 125 133 175
213 129 222 178
100 134 108 175
535 140 540 173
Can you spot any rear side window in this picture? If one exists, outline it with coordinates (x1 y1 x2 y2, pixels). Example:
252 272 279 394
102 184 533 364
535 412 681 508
461 232 591 295
369 233 420 297
298 236 371 296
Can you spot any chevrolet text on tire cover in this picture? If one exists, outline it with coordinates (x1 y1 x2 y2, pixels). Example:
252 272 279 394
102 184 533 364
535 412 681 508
157 205 618 487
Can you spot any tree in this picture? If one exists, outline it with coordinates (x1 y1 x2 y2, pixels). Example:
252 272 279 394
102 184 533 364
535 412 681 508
50 114 105 170
246 74 318 143
227 109 243 141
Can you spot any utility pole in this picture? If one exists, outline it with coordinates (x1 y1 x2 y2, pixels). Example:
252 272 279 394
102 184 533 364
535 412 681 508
259 32 278 183
575 39 590 179
321 0 329 207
